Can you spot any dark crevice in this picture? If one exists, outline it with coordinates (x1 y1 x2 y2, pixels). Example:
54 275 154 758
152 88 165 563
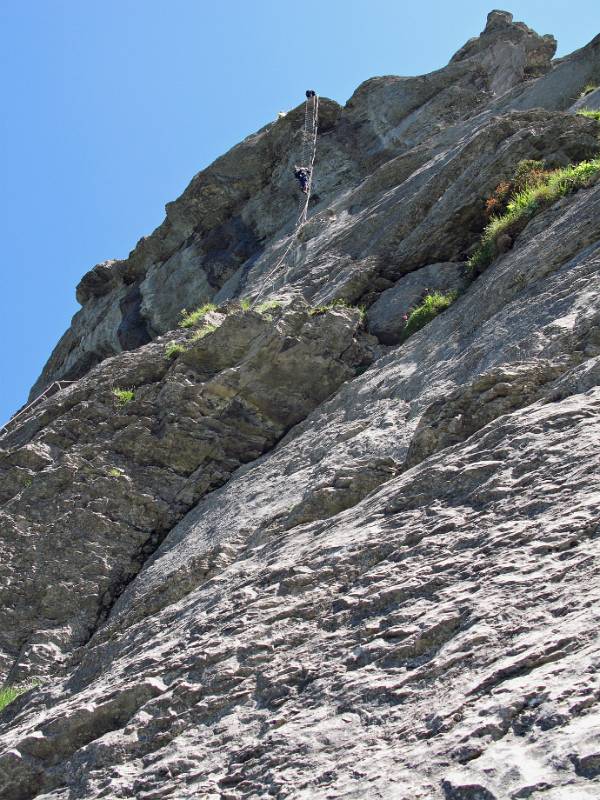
117 286 152 351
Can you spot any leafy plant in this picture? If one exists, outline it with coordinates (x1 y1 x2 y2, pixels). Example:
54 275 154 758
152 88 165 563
191 323 217 342
112 388 135 406
165 342 186 359
107 467 123 478
577 108 600 122
469 156 600 274
401 290 458 341
179 303 217 328
240 298 253 311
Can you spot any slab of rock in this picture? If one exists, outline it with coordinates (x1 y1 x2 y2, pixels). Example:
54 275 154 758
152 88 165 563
0 303 371 683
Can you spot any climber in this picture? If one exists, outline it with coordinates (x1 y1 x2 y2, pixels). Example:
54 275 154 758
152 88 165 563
305 89 316 98
294 165 311 194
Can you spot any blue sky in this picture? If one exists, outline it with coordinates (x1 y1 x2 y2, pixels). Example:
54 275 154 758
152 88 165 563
0 1 597 424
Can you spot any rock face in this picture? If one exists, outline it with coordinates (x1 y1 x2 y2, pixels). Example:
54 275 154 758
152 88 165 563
367 262 468 344
0 302 372 683
2 9 600 800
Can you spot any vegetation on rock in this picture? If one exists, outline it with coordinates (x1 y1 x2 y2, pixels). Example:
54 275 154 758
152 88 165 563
469 156 600 273
401 290 458 341
0 684 31 712
179 303 217 328
309 299 366 321
112 388 135 405
165 342 187 359
577 108 600 122
190 323 218 342
255 300 282 315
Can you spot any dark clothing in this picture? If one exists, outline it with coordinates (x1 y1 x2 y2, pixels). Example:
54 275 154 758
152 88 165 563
305 89 316 98
294 167 311 193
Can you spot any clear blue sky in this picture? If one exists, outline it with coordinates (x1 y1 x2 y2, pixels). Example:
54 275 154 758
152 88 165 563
0 1 596 424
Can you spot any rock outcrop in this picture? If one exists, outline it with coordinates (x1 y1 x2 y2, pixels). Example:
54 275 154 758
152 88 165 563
2 9 600 800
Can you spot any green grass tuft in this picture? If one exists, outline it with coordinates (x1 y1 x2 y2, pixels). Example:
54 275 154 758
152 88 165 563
577 108 600 122
309 299 365 319
580 83 598 98
255 300 282 315
401 291 457 342
112 388 135 406
179 303 217 328
165 342 186 359
107 467 123 478
190 323 217 342
469 157 600 274
240 298 253 311
0 685 30 712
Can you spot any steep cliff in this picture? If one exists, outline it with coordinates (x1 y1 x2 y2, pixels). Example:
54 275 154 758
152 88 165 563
2 10 600 800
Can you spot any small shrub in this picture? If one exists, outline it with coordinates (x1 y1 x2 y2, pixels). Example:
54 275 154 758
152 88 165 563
179 303 217 328
469 156 600 274
401 290 457 342
580 83 598 97
577 108 600 122
107 467 123 478
165 342 186 359
112 388 135 405
511 160 549 193
484 161 549 221
484 179 512 219
190 323 217 342
240 298 253 311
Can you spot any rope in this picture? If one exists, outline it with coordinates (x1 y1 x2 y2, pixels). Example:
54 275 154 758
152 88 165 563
302 95 311 167
299 93 319 227
249 92 319 307
0 380 75 440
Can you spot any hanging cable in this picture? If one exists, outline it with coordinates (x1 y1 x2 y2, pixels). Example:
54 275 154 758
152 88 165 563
249 91 319 306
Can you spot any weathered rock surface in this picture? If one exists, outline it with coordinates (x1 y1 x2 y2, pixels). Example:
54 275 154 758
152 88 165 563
367 262 468 344
570 86 600 112
0 303 371 683
28 9 600 399
2 9 600 800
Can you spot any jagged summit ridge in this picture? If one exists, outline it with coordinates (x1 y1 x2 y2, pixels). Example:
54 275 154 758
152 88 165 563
2 9 600 800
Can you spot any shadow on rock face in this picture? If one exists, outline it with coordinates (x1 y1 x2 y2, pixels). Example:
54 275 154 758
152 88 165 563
118 286 152 351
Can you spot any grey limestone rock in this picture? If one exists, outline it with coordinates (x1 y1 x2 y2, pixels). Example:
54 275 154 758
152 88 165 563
28 9 600 398
3 9 600 800
570 85 600 112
